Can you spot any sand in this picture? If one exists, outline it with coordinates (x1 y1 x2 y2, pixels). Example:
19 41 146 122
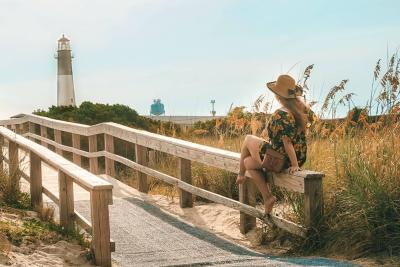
0 210 94 267
1 240 93 267
143 194 292 254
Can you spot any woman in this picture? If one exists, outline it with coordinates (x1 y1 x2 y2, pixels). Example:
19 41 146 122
236 74 316 214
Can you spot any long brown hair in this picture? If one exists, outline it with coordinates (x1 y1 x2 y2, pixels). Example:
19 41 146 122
276 95 308 131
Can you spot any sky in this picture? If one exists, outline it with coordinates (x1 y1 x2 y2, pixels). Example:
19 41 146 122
1 0 400 119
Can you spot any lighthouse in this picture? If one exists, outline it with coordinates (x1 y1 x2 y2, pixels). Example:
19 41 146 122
56 34 76 106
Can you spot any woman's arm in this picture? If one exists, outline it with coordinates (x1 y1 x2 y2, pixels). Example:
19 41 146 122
282 136 301 174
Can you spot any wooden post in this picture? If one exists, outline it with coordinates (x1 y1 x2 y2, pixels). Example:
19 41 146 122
90 189 112 267
135 144 148 193
22 122 29 135
89 135 99 174
30 151 43 211
0 135 4 172
72 134 81 166
58 170 75 230
148 150 156 166
239 178 257 234
15 124 21 134
178 158 193 208
54 129 63 155
28 122 35 141
104 134 115 177
304 176 324 227
8 140 20 194
40 125 48 148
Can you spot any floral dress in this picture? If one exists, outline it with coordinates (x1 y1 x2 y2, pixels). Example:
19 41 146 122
259 108 316 168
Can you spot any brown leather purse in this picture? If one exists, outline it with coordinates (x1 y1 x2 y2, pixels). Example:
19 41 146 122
261 149 286 173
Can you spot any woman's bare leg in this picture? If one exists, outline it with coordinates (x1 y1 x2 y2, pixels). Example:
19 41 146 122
244 156 276 214
237 138 251 184
236 135 264 184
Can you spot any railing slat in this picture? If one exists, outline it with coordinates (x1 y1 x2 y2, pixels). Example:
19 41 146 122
25 132 95 158
28 122 34 141
104 134 115 177
58 170 75 230
42 186 59 205
304 177 324 227
135 144 148 193
54 129 63 155
89 135 99 174
90 189 112 267
40 125 48 148
239 179 256 234
15 124 21 134
22 122 29 135
75 210 92 234
72 134 81 166
8 140 19 194
30 151 43 211
178 157 193 208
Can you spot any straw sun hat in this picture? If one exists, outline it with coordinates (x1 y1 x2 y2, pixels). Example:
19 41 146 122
266 74 303 99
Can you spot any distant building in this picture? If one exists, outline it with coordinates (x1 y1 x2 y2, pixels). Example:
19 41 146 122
143 115 226 127
150 99 165 116
56 34 76 106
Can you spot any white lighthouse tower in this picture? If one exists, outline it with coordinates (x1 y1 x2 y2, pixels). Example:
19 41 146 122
56 34 76 106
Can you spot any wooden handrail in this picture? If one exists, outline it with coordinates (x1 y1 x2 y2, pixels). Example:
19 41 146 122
0 128 111 191
1 114 321 191
0 127 113 267
1 114 324 238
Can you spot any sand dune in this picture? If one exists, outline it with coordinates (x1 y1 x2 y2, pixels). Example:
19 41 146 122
0 210 94 267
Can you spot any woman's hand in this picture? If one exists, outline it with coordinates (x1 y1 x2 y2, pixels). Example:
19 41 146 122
282 136 300 172
288 166 301 174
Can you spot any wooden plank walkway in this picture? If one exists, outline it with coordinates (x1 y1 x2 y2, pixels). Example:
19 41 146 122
17 156 354 267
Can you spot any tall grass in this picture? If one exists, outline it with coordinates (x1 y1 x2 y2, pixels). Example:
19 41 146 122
302 125 400 257
180 55 400 258
0 155 30 210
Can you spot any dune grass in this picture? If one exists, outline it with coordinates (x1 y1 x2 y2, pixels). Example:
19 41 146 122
0 167 90 250
173 56 400 259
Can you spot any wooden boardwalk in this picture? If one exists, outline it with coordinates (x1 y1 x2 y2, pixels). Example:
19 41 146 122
18 160 353 267
19 161 283 266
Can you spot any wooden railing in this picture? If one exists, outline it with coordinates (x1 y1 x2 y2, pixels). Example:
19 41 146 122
0 126 113 267
0 114 324 238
